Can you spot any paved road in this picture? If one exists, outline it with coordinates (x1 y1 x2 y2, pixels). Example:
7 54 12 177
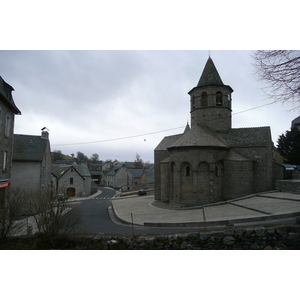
71 187 200 235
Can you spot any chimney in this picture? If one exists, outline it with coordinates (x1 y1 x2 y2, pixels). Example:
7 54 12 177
41 131 49 139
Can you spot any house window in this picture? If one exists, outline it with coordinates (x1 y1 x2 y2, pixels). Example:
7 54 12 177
216 92 223 106
70 177 73 184
3 151 7 171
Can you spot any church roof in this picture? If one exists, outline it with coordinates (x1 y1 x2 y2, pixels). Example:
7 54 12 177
168 124 229 149
184 122 190 133
197 57 224 87
221 127 271 148
154 133 183 151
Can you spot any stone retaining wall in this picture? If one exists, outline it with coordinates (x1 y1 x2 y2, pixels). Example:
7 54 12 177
3 224 300 249
97 225 300 250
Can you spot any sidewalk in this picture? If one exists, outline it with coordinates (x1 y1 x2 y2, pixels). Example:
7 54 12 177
111 191 300 227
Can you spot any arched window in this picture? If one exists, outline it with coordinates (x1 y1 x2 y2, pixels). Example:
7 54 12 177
215 166 219 177
171 162 176 173
201 92 208 107
186 165 190 177
216 92 222 106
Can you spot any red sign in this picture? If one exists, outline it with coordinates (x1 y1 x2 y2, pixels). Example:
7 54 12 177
0 182 10 188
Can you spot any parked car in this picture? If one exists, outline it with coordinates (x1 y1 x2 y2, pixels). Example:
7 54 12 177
138 189 147 196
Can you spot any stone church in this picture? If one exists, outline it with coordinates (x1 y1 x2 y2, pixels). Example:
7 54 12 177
154 57 282 206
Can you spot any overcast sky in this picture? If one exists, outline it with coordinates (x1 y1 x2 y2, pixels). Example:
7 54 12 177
1 50 299 163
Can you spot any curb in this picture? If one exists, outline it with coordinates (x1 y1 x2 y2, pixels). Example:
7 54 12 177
143 211 300 227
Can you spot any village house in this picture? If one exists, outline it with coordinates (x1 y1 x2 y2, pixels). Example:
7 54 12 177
154 57 284 206
0 76 21 203
88 162 103 184
10 130 52 194
105 165 134 190
52 164 92 198
104 163 153 191
130 168 147 189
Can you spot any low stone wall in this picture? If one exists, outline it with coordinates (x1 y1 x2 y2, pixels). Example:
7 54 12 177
97 225 300 250
3 224 300 249
276 180 300 193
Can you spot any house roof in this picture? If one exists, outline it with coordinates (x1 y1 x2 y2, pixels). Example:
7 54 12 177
129 169 144 178
52 165 91 179
168 124 229 149
0 76 21 115
13 134 49 162
123 162 135 169
106 166 121 176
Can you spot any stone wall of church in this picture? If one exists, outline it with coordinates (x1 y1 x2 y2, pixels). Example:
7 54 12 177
154 149 169 201
190 85 232 131
160 160 170 203
231 146 273 193
166 147 228 206
223 160 253 200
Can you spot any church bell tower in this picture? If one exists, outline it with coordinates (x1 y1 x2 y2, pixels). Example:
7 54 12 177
188 57 233 132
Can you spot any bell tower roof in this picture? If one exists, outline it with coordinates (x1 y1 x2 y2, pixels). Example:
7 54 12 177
197 57 224 87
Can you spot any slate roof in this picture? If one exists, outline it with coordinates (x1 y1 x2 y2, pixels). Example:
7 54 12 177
123 162 135 169
13 134 49 162
106 166 121 176
52 165 91 179
184 122 190 133
197 57 224 87
221 127 271 148
0 76 21 114
168 124 229 149
156 126 272 153
129 169 144 178
154 133 183 151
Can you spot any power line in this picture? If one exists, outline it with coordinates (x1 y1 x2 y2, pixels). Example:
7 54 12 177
52 101 277 147
52 126 185 146
232 101 276 115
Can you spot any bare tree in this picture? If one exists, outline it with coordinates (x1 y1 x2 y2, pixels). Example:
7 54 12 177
90 153 99 163
134 153 144 169
252 50 300 109
28 189 82 236
0 188 27 239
